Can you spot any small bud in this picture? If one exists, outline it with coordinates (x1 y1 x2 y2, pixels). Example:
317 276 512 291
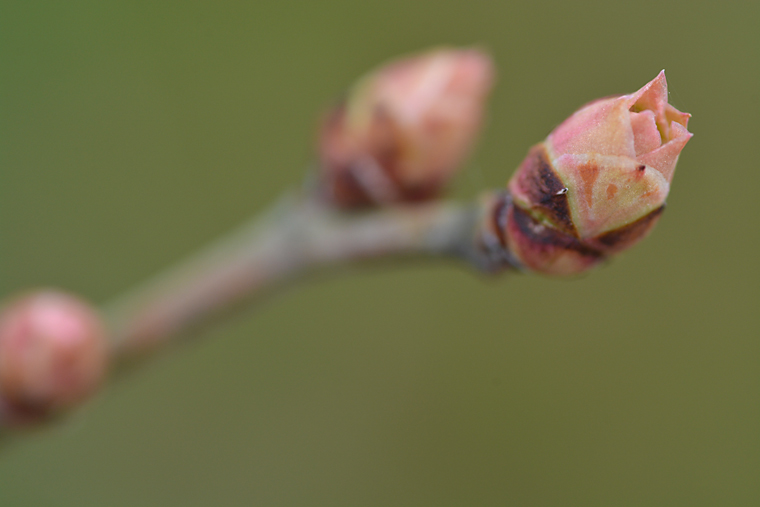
487 71 692 275
0 290 108 422
319 47 494 207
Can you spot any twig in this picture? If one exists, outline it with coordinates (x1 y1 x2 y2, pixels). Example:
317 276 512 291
103 192 504 364
0 181 518 436
0 193 503 434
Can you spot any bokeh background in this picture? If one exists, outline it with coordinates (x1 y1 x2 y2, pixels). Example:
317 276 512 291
1 1 758 505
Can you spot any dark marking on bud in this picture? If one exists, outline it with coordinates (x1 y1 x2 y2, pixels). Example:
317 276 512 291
577 161 601 210
326 162 375 208
511 204 602 257
490 192 510 247
475 191 522 271
326 160 440 208
637 165 646 171
320 102 440 207
591 205 665 254
504 203 605 275
512 145 577 236
0 397 51 426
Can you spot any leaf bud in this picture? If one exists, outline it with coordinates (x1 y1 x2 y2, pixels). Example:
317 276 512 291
319 47 494 207
485 71 692 275
0 290 108 424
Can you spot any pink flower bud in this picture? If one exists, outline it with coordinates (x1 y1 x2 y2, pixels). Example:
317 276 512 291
319 48 494 207
0 290 108 421
490 72 692 275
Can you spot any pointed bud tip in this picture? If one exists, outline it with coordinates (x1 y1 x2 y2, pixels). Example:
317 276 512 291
498 72 692 275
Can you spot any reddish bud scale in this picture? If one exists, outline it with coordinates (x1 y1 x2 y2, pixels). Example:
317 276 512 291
486 72 692 275
0 291 108 423
319 48 494 208
320 102 440 207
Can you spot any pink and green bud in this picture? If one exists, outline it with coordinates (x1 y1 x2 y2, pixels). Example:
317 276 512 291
491 72 692 275
0 290 108 423
319 47 494 207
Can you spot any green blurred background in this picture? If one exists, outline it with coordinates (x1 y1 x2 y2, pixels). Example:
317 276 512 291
1 1 758 505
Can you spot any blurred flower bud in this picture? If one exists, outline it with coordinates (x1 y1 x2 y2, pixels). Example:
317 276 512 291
319 47 494 207
0 290 108 422
486 71 692 275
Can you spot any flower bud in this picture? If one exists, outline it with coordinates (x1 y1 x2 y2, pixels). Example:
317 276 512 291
487 71 692 275
319 47 494 207
0 290 108 422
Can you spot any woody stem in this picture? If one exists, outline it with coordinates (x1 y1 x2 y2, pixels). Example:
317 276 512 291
102 192 500 366
0 191 512 435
